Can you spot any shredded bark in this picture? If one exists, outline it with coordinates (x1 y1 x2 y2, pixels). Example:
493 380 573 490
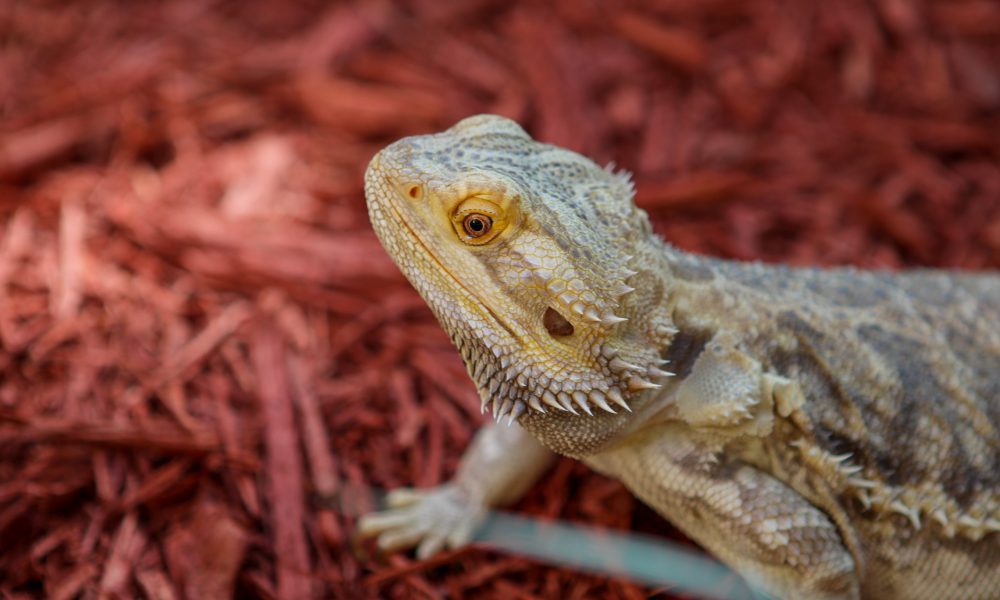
0 0 997 598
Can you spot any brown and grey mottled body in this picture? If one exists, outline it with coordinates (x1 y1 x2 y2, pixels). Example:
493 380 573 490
359 115 1000 599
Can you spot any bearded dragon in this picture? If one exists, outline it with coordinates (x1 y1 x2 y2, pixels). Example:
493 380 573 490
358 115 1000 599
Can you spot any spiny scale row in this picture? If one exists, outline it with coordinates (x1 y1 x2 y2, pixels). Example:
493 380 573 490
478 354 676 426
791 439 1000 540
546 262 635 326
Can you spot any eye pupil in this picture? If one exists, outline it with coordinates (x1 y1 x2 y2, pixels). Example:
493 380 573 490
463 214 492 238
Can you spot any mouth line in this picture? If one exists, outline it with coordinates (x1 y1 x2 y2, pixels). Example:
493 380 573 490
383 189 519 341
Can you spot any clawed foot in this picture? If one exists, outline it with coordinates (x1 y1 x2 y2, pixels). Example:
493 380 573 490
358 485 486 559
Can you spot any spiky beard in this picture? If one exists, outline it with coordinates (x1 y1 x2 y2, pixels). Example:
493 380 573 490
450 328 673 426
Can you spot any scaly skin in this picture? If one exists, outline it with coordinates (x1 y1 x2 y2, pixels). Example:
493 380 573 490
359 115 1000 599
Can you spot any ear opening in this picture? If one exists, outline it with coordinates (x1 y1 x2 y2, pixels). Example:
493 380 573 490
543 307 574 337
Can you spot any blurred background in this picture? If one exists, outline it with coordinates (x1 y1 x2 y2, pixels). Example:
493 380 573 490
0 0 997 598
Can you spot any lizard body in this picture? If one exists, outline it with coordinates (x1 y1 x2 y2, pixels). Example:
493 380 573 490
359 115 1000 599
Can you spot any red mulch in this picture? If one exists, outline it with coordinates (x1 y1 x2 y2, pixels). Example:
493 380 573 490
0 0 997 598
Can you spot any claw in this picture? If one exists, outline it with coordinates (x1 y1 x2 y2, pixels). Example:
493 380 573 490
379 525 426 552
358 510 413 536
447 518 478 549
385 488 424 508
416 533 448 560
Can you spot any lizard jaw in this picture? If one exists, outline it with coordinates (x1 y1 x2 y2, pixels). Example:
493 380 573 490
471 341 674 425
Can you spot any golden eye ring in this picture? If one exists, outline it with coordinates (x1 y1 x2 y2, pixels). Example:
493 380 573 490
451 197 506 245
462 214 493 238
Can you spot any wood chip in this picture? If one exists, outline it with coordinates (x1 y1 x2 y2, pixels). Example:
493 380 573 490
252 315 313 599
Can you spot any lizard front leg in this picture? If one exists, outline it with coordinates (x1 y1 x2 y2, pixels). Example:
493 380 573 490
591 429 860 600
667 330 791 434
607 330 858 598
359 422 555 558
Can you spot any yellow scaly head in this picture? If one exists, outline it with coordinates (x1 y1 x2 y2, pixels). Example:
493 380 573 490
364 115 674 434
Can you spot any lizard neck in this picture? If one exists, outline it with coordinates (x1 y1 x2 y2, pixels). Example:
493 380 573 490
517 237 721 457
528 237 789 452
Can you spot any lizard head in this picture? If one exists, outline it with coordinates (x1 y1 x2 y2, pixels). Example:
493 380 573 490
365 115 674 427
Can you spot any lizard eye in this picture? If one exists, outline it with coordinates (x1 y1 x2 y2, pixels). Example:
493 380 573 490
463 214 492 237
452 197 506 245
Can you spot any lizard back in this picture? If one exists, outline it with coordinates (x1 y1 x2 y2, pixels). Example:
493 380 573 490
671 255 1000 595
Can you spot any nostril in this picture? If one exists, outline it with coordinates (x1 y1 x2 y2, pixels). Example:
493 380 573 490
543 307 574 337
406 184 423 200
